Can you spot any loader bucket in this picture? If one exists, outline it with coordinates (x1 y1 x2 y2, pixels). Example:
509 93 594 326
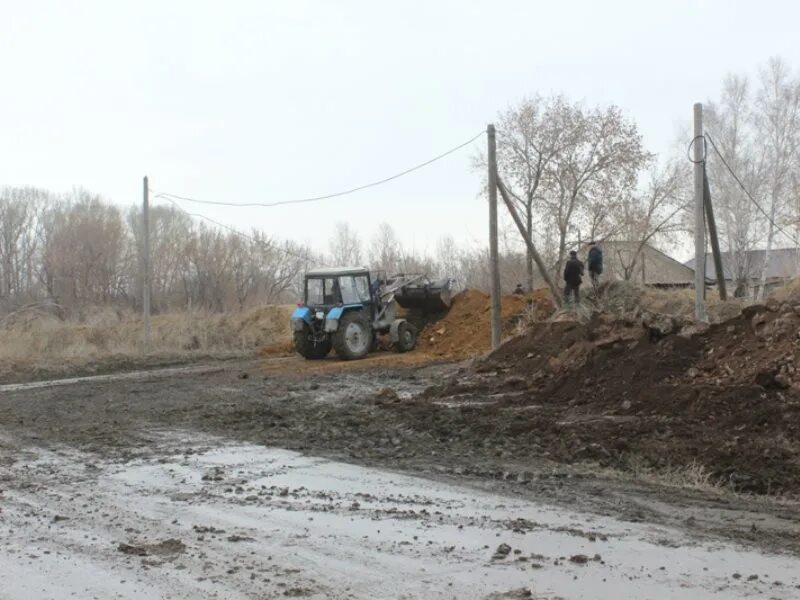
394 278 453 314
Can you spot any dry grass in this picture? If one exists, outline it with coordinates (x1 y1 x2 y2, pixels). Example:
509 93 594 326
641 286 746 323
768 278 800 304
0 304 295 381
528 281 751 343
512 302 546 335
621 455 725 493
614 454 800 502
556 281 747 324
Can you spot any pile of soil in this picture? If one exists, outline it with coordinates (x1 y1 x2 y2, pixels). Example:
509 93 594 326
416 289 555 359
422 296 800 495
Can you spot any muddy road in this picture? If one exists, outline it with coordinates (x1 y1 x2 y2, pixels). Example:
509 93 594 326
1 358 800 599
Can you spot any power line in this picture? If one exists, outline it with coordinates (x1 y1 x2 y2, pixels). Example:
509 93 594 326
703 132 799 245
154 194 320 264
152 130 485 209
687 135 706 164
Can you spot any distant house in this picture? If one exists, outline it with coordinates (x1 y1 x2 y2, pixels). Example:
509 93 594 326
685 248 800 297
589 241 698 288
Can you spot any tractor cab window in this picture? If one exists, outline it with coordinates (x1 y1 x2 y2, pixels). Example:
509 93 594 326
339 275 371 304
306 277 338 306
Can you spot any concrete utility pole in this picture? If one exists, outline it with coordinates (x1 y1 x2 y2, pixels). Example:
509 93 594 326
143 176 151 352
693 104 708 322
487 124 502 350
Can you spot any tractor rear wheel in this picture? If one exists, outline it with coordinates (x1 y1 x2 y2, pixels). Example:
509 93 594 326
333 312 372 360
393 320 417 353
293 325 331 360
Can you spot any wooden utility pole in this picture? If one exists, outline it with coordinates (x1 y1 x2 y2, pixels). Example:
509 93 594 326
143 175 151 352
487 124 502 349
703 170 727 301
692 104 707 322
497 178 562 307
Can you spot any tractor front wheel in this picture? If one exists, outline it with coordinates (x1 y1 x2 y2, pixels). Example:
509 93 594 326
393 320 417 353
333 312 372 360
294 325 332 360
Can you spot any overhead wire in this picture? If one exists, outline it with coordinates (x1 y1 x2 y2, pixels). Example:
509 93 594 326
154 194 320 264
687 135 706 164
150 130 485 268
703 132 799 246
152 130 485 208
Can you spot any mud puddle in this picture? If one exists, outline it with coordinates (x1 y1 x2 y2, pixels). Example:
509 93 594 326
2 432 799 599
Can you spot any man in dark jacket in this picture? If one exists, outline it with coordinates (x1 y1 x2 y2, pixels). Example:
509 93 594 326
587 241 603 285
563 250 584 305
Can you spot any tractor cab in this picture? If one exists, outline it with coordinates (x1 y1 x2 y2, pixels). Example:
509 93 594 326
291 267 382 361
303 267 374 313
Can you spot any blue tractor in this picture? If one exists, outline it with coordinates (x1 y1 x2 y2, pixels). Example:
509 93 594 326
290 267 453 360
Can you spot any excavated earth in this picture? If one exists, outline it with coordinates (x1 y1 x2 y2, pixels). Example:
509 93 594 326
2 360 800 599
424 296 800 496
2 290 800 597
415 289 555 359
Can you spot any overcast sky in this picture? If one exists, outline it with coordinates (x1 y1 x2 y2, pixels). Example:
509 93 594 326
3 1 800 257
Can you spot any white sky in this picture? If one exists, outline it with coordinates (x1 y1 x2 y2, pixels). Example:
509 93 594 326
3 0 800 257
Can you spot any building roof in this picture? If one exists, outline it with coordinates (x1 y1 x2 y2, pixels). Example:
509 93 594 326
306 266 369 277
601 240 693 272
597 240 702 285
684 248 800 281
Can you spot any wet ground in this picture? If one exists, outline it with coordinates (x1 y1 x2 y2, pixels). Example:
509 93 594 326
1 359 800 599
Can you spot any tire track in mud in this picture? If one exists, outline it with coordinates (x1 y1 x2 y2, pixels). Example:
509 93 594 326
0 364 230 393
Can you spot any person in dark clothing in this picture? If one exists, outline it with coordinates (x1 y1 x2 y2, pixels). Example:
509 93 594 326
587 241 603 285
563 250 584 305
370 276 384 298
513 283 525 295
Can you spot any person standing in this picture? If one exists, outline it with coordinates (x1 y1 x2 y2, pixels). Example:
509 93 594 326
587 241 603 285
563 250 584 305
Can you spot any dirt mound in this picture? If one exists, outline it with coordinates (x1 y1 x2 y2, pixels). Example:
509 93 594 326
416 289 555 359
425 297 800 495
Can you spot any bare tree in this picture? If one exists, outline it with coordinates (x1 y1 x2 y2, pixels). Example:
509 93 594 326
753 57 800 299
369 222 402 274
705 75 765 296
127 206 194 311
489 97 649 286
184 225 236 312
328 222 363 266
610 162 690 280
41 190 127 307
251 235 315 305
544 103 651 276
0 187 51 303
0 184 322 315
494 96 568 290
